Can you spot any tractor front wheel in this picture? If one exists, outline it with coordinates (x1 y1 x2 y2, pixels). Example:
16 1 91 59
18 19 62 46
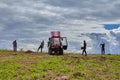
48 49 52 55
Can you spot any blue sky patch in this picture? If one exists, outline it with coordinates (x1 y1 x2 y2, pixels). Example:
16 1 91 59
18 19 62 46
104 24 120 30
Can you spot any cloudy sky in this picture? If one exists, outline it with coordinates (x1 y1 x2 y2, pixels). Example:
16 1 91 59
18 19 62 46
0 0 120 54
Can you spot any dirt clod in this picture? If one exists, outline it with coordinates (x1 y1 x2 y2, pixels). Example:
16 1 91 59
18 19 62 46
73 72 85 77
55 76 70 80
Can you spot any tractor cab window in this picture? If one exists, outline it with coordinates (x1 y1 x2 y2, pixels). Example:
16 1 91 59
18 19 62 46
60 37 68 50
60 37 67 45
53 38 60 45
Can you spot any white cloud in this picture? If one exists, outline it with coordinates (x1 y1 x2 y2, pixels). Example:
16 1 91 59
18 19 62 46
0 0 120 53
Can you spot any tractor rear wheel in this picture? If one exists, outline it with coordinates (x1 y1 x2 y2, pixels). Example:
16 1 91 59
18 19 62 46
59 48 63 55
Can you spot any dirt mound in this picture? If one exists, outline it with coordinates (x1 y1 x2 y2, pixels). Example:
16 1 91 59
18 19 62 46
25 50 34 53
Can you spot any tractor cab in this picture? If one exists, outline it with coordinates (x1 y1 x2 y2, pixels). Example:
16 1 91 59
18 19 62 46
48 31 68 55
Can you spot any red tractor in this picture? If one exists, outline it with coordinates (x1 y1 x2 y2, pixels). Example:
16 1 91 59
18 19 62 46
48 31 68 55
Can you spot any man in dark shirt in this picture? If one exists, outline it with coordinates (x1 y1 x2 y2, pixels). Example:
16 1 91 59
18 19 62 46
81 40 87 56
100 43 105 54
13 40 17 52
37 40 44 53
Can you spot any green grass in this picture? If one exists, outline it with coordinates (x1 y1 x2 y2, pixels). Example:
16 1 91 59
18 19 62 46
0 50 120 80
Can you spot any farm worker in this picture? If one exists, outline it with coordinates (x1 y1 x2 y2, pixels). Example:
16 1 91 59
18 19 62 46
37 40 44 53
100 43 105 54
47 38 51 53
81 40 87 56
48 38 51 48
13 40 17 52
